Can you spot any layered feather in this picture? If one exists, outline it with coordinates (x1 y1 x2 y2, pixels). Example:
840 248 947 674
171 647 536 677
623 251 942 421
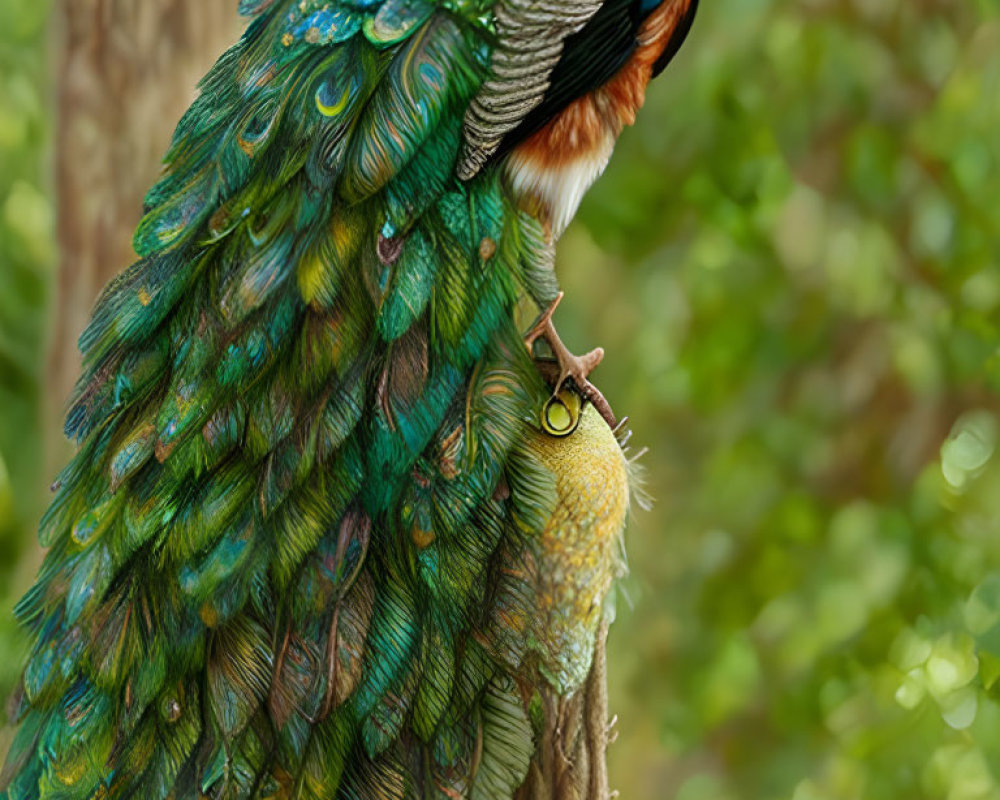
2 2 557 798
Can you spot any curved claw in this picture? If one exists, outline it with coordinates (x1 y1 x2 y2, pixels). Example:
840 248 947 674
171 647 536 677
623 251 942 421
525 292 618 429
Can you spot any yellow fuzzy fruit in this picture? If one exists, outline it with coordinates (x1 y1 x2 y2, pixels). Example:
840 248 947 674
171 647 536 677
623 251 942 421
527 391 629 692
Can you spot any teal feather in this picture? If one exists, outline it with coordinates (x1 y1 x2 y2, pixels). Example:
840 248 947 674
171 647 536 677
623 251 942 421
351 568 420 721
343 16 482 200
22 613 80 705
377 227 437 341
201 401 248 461
0 711 42 800
64 544 112 625
65 337 168 442
207 615 273 739
364 0 435 46
108 422 157 491
77 254 198 371
133 168 217 256
215 292 301 387
360 650 421 756
383 117 462 237
178 510 255 600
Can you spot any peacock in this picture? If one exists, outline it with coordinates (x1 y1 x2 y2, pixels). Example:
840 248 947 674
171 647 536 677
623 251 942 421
0 0 697 797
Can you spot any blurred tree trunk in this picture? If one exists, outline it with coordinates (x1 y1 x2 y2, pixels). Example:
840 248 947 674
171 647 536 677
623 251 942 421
47 0 244 457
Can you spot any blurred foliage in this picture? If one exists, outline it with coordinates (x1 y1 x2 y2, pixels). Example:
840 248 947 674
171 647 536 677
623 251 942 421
562 0 1000 797
2 0 1000 798
0 0 52 697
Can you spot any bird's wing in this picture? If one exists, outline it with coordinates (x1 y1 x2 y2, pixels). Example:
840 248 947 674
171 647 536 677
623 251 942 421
2 2 569 798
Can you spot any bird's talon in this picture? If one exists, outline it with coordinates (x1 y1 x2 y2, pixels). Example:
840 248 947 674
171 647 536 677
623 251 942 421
525 294 618 429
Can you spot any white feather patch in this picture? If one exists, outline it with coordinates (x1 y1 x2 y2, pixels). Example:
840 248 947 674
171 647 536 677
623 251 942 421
505 133 616 239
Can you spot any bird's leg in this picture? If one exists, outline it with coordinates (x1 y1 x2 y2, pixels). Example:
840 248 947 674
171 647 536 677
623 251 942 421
525 292 618 429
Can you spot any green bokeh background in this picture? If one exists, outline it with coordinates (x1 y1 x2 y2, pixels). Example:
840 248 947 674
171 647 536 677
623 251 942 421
3 1 1000 797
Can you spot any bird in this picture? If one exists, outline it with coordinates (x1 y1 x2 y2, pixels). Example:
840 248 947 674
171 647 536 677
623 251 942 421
0 0 696 798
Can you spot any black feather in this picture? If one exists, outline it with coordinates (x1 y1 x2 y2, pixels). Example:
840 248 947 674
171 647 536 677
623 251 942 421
497 0 698 154
652 0 698 76
499 0 643 153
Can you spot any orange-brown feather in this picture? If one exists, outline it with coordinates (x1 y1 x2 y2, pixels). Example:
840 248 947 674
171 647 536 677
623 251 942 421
516 0 695 168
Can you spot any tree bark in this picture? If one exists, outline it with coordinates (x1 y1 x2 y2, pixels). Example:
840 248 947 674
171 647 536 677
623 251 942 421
516 623 615 800
48 0 244 450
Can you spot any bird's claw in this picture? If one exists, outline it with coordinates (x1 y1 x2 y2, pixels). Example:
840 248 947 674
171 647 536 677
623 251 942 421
525 292 618 429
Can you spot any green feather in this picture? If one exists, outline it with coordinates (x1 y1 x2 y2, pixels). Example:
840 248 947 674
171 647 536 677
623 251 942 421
470 677 535 800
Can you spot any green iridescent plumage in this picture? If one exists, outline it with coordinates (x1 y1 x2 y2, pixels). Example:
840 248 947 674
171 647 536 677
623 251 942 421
0 0 680 796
